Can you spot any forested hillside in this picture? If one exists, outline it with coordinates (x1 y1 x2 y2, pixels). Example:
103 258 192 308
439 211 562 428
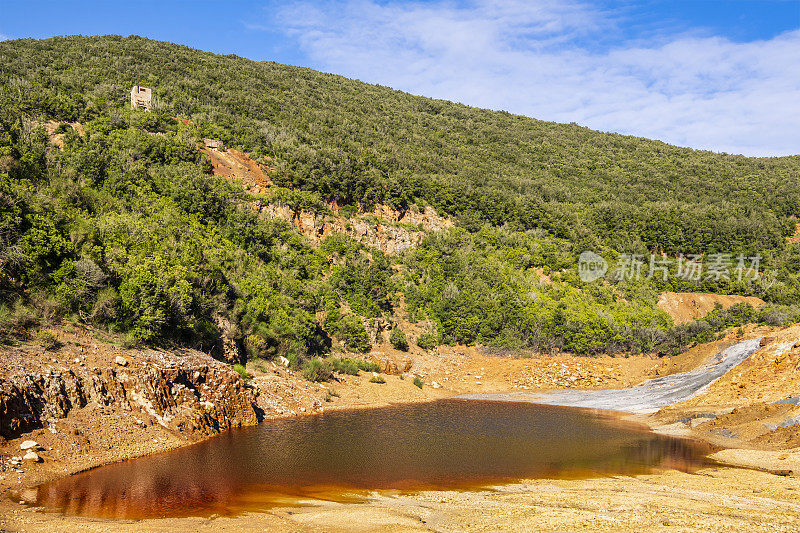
2 35 800 365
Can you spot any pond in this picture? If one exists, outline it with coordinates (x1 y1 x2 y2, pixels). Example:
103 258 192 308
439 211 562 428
29 399 713 518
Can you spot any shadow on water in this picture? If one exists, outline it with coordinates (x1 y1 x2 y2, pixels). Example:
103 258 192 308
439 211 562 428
23 399 714 519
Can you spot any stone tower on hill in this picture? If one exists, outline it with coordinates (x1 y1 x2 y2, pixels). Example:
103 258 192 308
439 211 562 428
130 85 152 111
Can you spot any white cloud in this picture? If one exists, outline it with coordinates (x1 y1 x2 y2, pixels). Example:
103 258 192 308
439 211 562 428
0 33 9 42
267 0 800 157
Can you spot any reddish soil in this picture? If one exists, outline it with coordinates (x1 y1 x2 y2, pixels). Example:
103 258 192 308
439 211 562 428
658 291 765 324
202 147 273 193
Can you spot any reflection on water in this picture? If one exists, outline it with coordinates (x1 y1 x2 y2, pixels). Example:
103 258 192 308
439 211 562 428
29 400 713 518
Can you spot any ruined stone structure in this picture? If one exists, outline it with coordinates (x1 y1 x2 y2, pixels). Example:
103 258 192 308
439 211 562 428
203 138 223 150
130 85 152 111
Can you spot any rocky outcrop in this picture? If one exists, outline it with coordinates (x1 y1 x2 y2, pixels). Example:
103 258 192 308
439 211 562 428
201 142 452 254
0 350 259 440
369 351 412 375
261 204 453 255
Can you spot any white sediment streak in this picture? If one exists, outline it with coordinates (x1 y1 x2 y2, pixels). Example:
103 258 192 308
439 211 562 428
459 338 762 413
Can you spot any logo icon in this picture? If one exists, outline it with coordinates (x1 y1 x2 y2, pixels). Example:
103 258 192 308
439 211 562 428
578 251 607 282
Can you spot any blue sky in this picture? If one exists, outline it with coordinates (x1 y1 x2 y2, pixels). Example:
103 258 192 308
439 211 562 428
2 0 799 156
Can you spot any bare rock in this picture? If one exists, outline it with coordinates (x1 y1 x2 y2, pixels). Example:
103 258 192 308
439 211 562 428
261 203 452 255
23 450 41 462
20 440 38 450
115 356 128 367
395 356 413 373
1 351 259 440
370 353 412 375
690 417 711 428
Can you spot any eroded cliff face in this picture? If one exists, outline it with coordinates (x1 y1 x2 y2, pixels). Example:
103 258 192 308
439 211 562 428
261 203 453 254
200 143 453 254
0 344 259 441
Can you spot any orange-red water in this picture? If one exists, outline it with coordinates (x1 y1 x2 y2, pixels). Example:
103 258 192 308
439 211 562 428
30 400 713 518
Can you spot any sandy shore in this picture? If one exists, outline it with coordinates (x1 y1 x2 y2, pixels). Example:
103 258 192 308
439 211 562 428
3 458 800 532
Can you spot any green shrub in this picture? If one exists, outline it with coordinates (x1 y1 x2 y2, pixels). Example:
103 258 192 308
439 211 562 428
369 375 386 384
302 357 334 382
337 315 371 353
330 357 360 375
330 357 380 375
413 376 423 388
357 360 380 373
390 327 409 351
0 300 40 342
232 363 249 382
416 333 438 351
122 332 141 349
244 334 268 359
37 329 61 350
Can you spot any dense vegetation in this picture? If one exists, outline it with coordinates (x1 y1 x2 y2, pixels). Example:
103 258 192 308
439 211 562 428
2 35 800 365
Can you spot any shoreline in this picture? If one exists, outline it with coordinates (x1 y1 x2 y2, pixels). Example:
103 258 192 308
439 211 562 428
4 390 788 510
2 375 792 498
3 324 800 531
6 388 465 499
4 401 799 533
2 395 741 519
